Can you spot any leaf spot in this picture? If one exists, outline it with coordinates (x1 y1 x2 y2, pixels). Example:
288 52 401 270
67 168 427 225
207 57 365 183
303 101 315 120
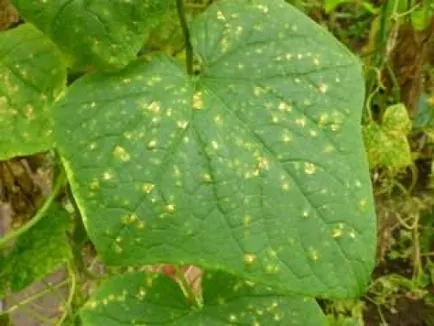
309 130 318 137
331 223 344 238
142 183 154 194
278 101 292 112
147 139 157 150
192 91 204 109
304 162 316 175
148 101 161 114
122 214 138 225
308 247 319 261
203 173 212 183
177 120 189 129
255 4 269 13
216 10 226 21
166 204 176 213
102 170 115 181
113 145 131 162
243 253 257 265
243 215 252 227
295 117 307 127
281 182 290 191
318 83 328 94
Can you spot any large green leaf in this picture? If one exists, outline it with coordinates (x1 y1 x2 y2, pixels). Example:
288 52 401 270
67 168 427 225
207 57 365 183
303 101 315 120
10 0 173 70
0 203 72 296
80 271 327 325
55 0 376 298
0 24 66 160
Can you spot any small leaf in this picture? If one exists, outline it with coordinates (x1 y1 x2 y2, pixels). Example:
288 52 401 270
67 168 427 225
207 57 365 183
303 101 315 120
382 103 411 133
0 24 66 160
323 0 348 13
55 0 376 298
0 203 72 294
363 104 412 169
80 271 327 326
10 0 173 70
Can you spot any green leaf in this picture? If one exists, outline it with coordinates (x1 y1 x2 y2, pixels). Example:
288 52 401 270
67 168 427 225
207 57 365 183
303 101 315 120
0 203 72 294
10 0 173 70
411 2 434 31
55 0 376 298
363 103 412 169
80 271 327 325
323 0 347 13
0 24 66 160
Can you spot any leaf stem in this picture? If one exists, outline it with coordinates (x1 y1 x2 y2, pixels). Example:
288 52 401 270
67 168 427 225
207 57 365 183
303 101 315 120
176 0 193 75
0 170 66 248
174 266 201 308
56 262 76 326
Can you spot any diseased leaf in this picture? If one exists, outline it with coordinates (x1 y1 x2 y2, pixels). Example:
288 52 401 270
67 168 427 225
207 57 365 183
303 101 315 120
363 103 412 169
0 203 72 295
0 24 66 160
80 271 327 326
55 0 376 298
10 0 173 70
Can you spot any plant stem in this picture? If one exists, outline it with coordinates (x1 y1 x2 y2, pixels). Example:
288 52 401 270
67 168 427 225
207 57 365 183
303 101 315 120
0 279 70 316
174 266 201 308
176 0 193 75
57 262 77 326
0 170 66 248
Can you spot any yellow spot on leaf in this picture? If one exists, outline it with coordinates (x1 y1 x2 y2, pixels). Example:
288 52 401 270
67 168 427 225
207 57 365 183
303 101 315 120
211 140 220 150
323 145 334 153
253 86 266 96
103 170 115 181
113 146 131 162
309 247 319 261
244 253 257 265
166 204 176 213
278 101 292 112
192 91 204 109
295 117 307 127
243 215 252 226
148 101 161 114
214 115 223 125
217 10 226 21
358 198 368 211
229 314 238 322
318 84 329 94
89 179 99 190
137 221 146 230
203 173 212 183
304 162 316 175
256 4 269 13
147 139 157 150
177 120 189 129
122 214 138 224
142 183 154 193
332 224 344 238
281 182 290 191
319 114 329 126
